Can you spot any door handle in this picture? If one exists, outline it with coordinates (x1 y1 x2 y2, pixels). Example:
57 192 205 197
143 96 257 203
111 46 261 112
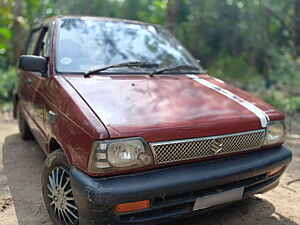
26 78 32 86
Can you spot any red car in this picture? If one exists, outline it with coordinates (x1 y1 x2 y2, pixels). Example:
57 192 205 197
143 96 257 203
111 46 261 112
14 16 292 225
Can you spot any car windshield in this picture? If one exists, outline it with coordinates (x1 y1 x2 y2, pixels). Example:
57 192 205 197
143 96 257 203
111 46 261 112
56 18 202 73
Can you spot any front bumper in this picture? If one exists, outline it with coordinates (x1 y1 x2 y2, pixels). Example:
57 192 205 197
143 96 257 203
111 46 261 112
70 145 292 225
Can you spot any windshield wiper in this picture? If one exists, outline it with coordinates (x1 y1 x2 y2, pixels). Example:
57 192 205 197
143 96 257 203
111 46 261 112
84 61 158 77
149 65 201 76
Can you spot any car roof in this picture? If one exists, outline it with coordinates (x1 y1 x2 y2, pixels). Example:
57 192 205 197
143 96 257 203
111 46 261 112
38 15 155 28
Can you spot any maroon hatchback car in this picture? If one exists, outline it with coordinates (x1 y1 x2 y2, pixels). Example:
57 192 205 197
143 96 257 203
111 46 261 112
14 16 292 225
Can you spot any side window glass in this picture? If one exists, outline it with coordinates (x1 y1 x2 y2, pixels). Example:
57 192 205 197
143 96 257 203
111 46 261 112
40 30 49 57
40 27 51 58
27 29 41 55
34 27 48 56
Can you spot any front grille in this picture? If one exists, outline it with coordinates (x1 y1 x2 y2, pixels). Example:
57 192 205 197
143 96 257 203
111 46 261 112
150 130 265 164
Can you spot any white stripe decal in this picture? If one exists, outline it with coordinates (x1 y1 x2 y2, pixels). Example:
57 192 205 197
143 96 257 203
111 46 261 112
187 75 269 127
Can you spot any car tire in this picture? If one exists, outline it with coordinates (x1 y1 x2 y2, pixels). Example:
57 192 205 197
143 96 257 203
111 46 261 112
17 103 33 140
42 149 79 225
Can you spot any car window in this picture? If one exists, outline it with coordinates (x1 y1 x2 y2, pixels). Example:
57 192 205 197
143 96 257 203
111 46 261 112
56 18 201 73
40 29 50 57
34 27 48 56
27 29 41 55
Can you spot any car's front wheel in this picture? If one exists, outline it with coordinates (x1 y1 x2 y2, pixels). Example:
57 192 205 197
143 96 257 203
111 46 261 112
42 150 79 225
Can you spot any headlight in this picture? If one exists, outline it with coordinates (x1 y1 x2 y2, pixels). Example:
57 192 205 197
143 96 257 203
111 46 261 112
263 121 286 146
88 138 155 173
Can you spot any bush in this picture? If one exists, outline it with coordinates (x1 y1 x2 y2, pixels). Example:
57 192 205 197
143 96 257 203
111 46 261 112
258 90 300 113
268 47 300 92
207 50 300 114
259 90 285 111
0 68 16 102
207 54 265 92
285 96 300 113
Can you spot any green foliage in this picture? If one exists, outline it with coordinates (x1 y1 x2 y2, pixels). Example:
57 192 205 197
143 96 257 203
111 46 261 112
208 55 265 91
259 90 300 113
285 96 300 112
0 68 16 102
0 0 13 69
260 90 286 111
0 0 299 114
268 47 300 90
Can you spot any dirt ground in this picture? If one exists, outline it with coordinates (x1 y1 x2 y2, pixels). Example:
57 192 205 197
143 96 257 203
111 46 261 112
0 108 299 225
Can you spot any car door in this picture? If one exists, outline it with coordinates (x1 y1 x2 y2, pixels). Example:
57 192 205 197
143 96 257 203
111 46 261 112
25 26 51 152
18 28 41 124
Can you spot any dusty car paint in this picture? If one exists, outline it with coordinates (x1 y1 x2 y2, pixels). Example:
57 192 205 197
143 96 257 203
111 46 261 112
64 74 283 143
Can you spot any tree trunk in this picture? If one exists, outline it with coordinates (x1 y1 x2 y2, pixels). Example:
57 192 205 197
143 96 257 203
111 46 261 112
12 0 23 65
262 9 270 88
294 0 300 55
83 0 93 15
262 54 271 88
166 0 180 33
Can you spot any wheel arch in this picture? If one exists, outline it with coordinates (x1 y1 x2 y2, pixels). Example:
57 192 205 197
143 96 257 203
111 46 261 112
49 137 61 153
48 137 73 165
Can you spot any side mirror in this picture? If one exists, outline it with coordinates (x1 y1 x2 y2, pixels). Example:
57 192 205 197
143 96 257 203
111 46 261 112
19 55 48 76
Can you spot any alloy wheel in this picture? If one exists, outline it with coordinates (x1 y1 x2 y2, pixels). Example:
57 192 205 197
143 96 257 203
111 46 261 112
47 167 79 224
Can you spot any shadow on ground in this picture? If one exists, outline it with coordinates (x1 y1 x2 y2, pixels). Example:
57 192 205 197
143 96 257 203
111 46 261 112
162 198 298 225
2 133 298 225
2 134 51 225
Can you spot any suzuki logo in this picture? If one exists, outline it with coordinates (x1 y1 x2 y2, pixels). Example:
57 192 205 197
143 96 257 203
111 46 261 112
211 139 223 154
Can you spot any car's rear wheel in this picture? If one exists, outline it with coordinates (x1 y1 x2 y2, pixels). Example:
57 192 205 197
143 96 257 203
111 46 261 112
42 150 79 225
17 103 33 140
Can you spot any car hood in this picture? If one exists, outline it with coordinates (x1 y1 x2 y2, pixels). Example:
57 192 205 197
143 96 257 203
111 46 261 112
64 74 283 142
